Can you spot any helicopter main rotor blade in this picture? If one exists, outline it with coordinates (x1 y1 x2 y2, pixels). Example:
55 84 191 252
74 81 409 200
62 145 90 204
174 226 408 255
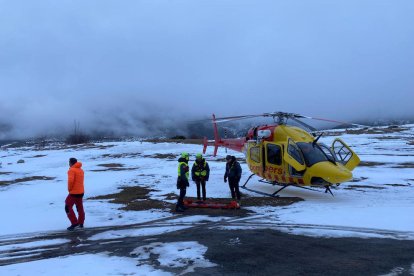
289 117 318 132
187 114 259 123
262 112 366 128
189 111 367 128
299 115 367 128
213 114 263 120
213 114 267 123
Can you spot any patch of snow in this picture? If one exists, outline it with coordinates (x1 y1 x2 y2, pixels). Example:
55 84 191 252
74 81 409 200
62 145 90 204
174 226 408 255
378 266 406 276
0 239 69 251
0 253 170 275
131 241 216 275
89 226 191 241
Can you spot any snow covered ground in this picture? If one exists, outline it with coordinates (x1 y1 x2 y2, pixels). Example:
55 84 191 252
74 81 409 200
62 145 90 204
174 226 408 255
0 125 413 274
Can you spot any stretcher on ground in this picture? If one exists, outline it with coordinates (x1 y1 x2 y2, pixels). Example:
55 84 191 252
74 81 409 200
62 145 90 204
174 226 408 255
183 199 240 209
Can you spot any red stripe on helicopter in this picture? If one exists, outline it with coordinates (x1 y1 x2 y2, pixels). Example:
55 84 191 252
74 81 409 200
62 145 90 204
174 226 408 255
267 173 272 180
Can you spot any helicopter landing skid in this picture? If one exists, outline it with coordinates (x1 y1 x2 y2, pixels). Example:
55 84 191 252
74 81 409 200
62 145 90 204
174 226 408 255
240 186 282 198
241 174 335 197
241 174 290 197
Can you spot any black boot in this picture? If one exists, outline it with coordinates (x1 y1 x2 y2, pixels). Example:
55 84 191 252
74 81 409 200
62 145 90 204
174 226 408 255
67 224 79 231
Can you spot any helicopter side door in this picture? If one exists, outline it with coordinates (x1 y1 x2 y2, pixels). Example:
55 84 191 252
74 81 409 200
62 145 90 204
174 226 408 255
247 142 264 177
331 138 360 171
284 139 306 173
263 142 284 181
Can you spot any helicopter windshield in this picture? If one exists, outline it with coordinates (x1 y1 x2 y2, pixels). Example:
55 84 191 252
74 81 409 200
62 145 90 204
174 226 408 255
296 142 329 167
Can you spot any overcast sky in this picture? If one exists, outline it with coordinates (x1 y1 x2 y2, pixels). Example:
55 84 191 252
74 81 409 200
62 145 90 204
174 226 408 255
1 0 414 139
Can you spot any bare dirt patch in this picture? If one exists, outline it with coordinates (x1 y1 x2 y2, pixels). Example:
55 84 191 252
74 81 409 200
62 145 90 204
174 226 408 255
60 143 116 150
392 163 414 169
98 163 125 168
375 136 404 140
0 176 56 186
96 151 187 161
162 193 178 200
28 154 47 158
0 172 12 175
384 184 411 187
89 186 303 217
349 177 369 183
344 185 386 190
143 153 177 159
90 163 139 172
138 174 156 177
96 152 142 159
184 196 303 207
26 143 117 151
358 161 388 167
174 196 303 217
144 139 203 145
346 126 409 135
89 186 172 211
321 131 346 137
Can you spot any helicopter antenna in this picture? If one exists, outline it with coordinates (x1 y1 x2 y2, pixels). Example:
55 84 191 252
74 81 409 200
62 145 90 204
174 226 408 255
313 132 324 146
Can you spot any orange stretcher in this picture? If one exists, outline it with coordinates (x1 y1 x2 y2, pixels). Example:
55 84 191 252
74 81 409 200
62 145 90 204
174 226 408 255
184 200 240 209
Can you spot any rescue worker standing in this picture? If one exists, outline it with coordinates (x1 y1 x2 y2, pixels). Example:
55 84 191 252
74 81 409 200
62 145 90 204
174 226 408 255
65 157 85 231
224 155 242 202
176 152 190 212
191 153 210 201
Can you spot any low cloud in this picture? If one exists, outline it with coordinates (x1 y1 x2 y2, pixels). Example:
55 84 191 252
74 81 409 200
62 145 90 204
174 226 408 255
1 1 414 139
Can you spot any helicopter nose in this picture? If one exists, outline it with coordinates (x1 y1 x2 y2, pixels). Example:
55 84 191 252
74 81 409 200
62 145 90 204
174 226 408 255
309 162 352 184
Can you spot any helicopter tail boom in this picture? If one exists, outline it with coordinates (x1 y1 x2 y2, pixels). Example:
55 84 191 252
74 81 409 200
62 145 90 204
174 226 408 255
203 114 246 156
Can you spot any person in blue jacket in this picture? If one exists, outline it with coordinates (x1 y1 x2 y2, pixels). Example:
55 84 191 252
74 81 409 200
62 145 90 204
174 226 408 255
224 155 242 201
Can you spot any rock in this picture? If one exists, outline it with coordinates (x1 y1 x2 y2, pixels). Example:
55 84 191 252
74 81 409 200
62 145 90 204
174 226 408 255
17 159 25 164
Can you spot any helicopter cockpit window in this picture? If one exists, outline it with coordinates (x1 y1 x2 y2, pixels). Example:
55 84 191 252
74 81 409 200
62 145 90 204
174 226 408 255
267 144 281 165
332 140 353 165
297 142 328 167
318 143 337 162
288 143 305 165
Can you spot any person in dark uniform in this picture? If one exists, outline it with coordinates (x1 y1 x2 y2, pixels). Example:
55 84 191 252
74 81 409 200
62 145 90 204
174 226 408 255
191 153 210 201
176 152 190 212
224 155 242 202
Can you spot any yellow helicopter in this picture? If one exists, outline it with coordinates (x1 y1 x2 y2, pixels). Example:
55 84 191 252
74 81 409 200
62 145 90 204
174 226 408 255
203 112 362 196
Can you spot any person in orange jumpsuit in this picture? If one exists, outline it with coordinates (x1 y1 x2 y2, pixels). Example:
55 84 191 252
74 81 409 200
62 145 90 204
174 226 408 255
65 158 85 231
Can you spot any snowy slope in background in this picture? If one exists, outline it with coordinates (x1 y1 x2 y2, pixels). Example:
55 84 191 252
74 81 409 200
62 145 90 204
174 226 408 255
0 125 413 238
